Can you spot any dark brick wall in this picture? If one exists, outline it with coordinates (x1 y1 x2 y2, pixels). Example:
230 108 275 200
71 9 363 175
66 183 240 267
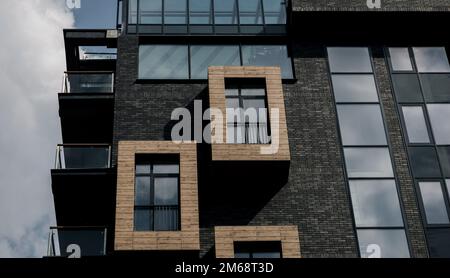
292 0 450 11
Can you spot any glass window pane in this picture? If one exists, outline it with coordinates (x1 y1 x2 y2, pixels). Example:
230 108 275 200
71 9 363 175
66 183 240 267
331 75 378 103
263 0 286 24
409 147 441 178
164 0 187 24
337 105 387 146
427 104 450 145
242 45 293 79
227 124 245 143
419 182 449 224
413 47 450 73
238 0 263 24
154 206 179 231
350 180 403 227
402 106 430 143
438 147 450 178
140 0 162 24
243 99 266 123
447 180 450 199
253 252 281 258
134 209 152 231
419 74 450 102
327 47 373 73
189 0 212 24
391 74 423 103
135 177 151 206
214 0 238 24
139 45 188 79
154 177 179 206
234 252 250 258
344 148 394 178
136 164 151 174
241 88 265 96
357 229 410 258
153 164 179 174
190 45 241 79
226 98 240 109
388 48 413 71
129 0 138 24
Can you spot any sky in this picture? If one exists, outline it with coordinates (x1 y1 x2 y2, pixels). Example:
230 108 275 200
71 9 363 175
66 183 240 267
0 0 118 258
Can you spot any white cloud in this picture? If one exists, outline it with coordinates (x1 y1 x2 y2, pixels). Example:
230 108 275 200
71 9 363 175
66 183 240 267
0 0 74 258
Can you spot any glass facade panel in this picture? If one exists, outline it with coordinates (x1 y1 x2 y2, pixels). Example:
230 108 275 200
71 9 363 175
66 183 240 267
238 0 263 24
135 176 151 206
263 0 286 24
413 47 450 73
242 45 293 78
419 182 450 225
190 45 241 79
357 229 410 258
134 209 152 231
332 75 378 103
214 0 238 24
164 0 187 24
139 45 189 79
189 0 212 24
327 47 373 73
139 0 163 24
409 147 441 178
438 147 450 178
391 74 423 103
419 74 450 102
389 48 413 71
427 104 450 145
344 148 394 178
402 106 430 143
154 177 179 206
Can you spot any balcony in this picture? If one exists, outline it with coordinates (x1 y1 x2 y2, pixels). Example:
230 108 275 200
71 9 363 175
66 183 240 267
47 227 107 257
51 145 116 227
58 72 114 143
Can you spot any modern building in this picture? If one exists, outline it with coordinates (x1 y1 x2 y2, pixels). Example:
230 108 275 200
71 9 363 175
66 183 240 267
47 0 450 259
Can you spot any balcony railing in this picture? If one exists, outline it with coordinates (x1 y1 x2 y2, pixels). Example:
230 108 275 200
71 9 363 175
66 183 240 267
62 72 114 94
47 227 107 258
54 144 111 169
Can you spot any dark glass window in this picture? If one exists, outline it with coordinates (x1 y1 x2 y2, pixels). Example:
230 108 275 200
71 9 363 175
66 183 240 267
419 181 449 225
139 45 189 79
419 74 450 102
402 106 430 144
391 74 423 103
190 45 241 79
357 229 410 258
439 147 450 177
349 180 403 227
388 48 413 72
189 0 212 24
134 159 180 231
427 104 450 145
327 47 373 73
225 80 269 144
241 45 293 79
214 0 238 24
331 75 378 103
344 148 394 178
427 229 450 258
234 241 281 258
337 105 387 146
413 47 450 73
409 147 441 178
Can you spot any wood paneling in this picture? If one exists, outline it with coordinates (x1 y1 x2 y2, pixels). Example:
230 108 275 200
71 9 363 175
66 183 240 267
208 66 290 161
214 226 301 258
115 141 200 251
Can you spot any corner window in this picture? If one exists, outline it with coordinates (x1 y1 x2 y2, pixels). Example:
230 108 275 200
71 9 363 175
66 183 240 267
134 158 180 231
234 241 282 259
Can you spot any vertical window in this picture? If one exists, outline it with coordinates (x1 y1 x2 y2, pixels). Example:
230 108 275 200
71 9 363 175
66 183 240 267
344 148 394 178
134 160 180 231
427 104 450 145
164 0 187 24
241 45 293 79
401 106 430 143
139 45 189 79
189 0 212 24
263 0 286 24
391 74 423 103
328 47 373 73
388 48 413 71
438 147 450 177
413 47 450 73
357 230 410 258
214 0 238 24
419 182 450 225
234 242 281 258
331 75 378 103
225 80 269 144
238 0 263 24
128 0 138 24
408 147 441 178
139 0 163 24
190 45 241 79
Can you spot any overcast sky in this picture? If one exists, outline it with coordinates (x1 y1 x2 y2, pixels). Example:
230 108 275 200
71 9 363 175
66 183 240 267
0 0 117 258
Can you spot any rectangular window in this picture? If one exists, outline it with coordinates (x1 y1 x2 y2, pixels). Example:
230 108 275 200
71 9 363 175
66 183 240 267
234 241 281 259
139 0 163 24
238 0 263 24
388 48 413 72
391 74 423 103
344 148 394 178
164 0 187 24
225 80 269 144
409 147 441 178
134 160 180 231
349 180 404 227
189 0 212 24
190 45 241 79
427 104 450 145
139 45 189 79
327 47 373 73
214 0 238 24
337 105 387 146
413 47 450 73
419 74 450 102
242 45 293 79
331 75 379 103
357 229 410 258
419 181 450 225
263 0 286 24
438 147 450 178
402 106 430 144
129 0 138 24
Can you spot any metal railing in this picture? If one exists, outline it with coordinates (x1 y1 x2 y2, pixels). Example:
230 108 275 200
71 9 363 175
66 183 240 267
54 144 112 169
62 71 114 94
47 227 107 258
